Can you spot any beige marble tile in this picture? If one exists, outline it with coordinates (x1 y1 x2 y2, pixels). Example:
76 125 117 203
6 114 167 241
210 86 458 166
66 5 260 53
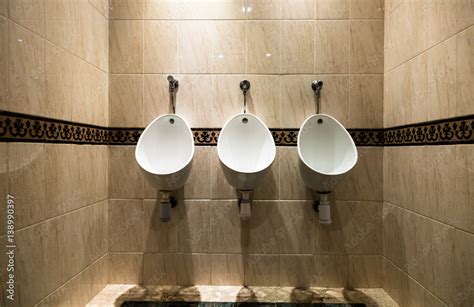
0 16 7 104
143 199 179 252
144 21 178 73
279 255 313 287
176 253 211 285
178 21 212 73
281 0 313 19
315 74 350 126
349 74 383 128
335 147 383 202
210 147 238 199
108 199 144 252
108 253 143 284
0 0 7 16
143 74 172 124
313 255 347 287
382 257 403 305
8 144 49 228
110 0 144 19
8 0 45 36
350 19 384 73
0 144 6 236
245 75 280 127
110 20 144 73
212 0 245 20
244 254 280 286
281 21 314 74
424 290 448 307
109 74 144 127
456 26 474 117
211 74 245 127
314 201 382 254
143 253 178 284
7 20 46 116
144 0 178 19
243 201 281 254
350 0 384 19
210 201 243 253
177 0 214 19
177 201 210 253
315 0 349 19
279 75 315 128
246 0 280 19
212 21 246 73
278 201 314 254
348 255 382 288
314 20 350 73
247 21 280 74
210 254 244 286
453 229 474 305
89 0 109 18
253 149 280 200
176 74 213 126
457 0 474 31
184 146 212 199
279 147 312 200
109 146 144 199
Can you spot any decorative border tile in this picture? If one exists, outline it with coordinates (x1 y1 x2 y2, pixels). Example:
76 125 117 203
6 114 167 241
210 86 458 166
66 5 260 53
1 111 473 147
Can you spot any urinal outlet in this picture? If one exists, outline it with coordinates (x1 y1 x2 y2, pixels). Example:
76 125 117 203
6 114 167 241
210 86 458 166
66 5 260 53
238 190 252 220
159 192 177 223
314 193 331 225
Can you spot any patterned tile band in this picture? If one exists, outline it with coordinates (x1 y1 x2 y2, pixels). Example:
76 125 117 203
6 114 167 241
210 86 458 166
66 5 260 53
1 111 473 146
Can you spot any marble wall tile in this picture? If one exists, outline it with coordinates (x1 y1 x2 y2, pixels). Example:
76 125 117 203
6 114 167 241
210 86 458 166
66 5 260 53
144 0 178 19
314 0 350 19
278 201 314 254
456 26 474 117
177 200 210 253
315 74 350 126
109 20 144 73
244 254 280 286
183 146 212 199
109 74 144 127
279 74 315 128
278 147 312 200
89 0 109 18
0 16 7 104
313 255 348 287
350 19 384 73
210 201 243 253
253 148 280 200
349 74 383 128
279 255 313 287
144 21 178 73
453 229 474 306
0 0 7 16
281 21 314 74
109 0 144 19
245 75 280 127
108 253 143 283
281 0 314 19
108 199 144 252
143 253 178 284
212 0 246 20
246 0 281 20
143 74 172 124
0 144 6 236
175 74 213 126
211 74 246 127
109 146 143 199
143 199 179 252
350 0 384 19
457 0 474 32
243 201 281 254
247 21 281 74
177 0 214 20
178 21 212 73
210 148 238 199
348 255 382 288
210 254 244 285
314 20 350 73
8 0 45 36
176 253 211 285
212 21 246 73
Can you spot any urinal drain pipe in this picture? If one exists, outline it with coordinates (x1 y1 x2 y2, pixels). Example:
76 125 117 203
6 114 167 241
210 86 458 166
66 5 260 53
318 193 332 225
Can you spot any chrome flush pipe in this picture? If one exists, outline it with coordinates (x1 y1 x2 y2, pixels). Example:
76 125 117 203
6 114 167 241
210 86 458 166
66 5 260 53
167 75 179 114
240 80 250 113
312 80 324 114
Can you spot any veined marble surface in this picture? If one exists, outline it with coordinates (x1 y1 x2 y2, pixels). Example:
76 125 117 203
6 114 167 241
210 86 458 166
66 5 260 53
86 285 398 307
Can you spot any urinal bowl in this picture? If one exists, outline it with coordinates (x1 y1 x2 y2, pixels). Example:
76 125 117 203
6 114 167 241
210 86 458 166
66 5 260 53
135 114 194 192
217 113 276 191
298 114 358 192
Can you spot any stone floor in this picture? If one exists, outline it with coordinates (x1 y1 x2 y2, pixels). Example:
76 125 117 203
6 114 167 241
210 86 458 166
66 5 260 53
86 285 398 307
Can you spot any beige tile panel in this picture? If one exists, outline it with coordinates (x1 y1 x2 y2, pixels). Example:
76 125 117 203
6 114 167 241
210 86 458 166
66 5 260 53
144 0 179 20
0 0 7 16
245 74 280 128
109 0 144 19
278 201 314 254
313 255 348 287
349 74 383 128
0 144 6 236
183 146 212 199
210 200 243 253
457 0 474 32
109 20 144 73
253 146 279 200
347 255 382 288
350 0 384 19
176 253 211 285
210 254 244 285
279 74 314 128
8 0 45 36
143 253 178 285
246 0 281 20
211 74 245 127
244 254 280 286
143 74 172 124
281 21 314 74
109 74 144 127
314 20 350 74
242 201 281 254
212 21 246 73
144 21 178 73
89 0 109 18
175 74 213 126
247 21 280 74
212 0 246 20
278 147 312 200
178 21 212 73
108 199 144 252
108 253 143 284
0 16 6 104
210 147 238 199
456 26 474 117
177 200 211 253
279 255 313 287
108 146 143 199
350 19 384 74
281 0 314 19
143 199 179 252
314 0 350 19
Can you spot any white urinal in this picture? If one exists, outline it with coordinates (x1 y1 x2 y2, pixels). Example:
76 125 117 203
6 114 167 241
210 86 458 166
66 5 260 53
298 114 357 224
135 114 194 221
217 113 276 218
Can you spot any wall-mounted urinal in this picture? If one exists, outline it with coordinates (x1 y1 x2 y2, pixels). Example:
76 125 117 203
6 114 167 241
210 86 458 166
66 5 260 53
297 81 358 224
217 80 276 219
135 76 194 222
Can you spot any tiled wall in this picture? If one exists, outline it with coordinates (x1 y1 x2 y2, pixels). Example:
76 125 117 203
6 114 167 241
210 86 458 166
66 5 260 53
382 1 474 306
0 0 109 305
108 0 385 288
